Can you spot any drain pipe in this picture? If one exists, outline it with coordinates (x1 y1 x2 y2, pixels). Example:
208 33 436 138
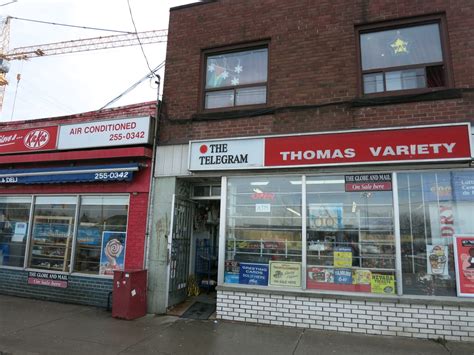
144 74 161 270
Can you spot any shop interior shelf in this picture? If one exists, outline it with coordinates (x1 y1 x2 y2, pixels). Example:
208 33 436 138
31 254 65 259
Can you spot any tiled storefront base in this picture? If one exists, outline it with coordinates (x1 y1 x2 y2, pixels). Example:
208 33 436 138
0 268 113 308
216 287 474 342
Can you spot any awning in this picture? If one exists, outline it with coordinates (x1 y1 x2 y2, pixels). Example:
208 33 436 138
0 163 140 185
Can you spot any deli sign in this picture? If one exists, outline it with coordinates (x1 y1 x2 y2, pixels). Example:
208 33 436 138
189 124 472 171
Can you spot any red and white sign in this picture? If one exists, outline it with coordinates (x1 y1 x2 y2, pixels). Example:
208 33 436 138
453 235 474 297
189 123 472 171
58 116 151 150
0 126 58 155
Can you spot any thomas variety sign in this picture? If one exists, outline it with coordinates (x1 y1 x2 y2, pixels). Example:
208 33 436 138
0 116 151 155
189 124 472 170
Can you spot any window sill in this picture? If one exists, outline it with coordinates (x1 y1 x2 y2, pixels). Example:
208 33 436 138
192 107 275 121
217 284 474 307
352 88 463 107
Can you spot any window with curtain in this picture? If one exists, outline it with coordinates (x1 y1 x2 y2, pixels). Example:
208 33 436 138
359 21 447 94
204 47 268 109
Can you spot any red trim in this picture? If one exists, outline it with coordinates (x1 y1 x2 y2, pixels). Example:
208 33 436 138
0 147 153 165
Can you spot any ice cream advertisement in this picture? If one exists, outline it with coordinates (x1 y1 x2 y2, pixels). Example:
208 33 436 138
453 235 474 297
427 244 449 277
99 231 127 275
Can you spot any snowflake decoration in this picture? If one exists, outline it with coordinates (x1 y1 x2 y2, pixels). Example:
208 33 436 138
234 64 243 74
231 77 240 86
221 71 229 79
207 63 216 72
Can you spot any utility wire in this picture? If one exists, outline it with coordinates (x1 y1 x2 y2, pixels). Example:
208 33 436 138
126 0 154 75
99 60 165 110
9 16 135 34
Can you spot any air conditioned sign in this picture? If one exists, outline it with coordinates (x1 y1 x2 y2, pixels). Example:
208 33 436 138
188 138 264 170
0 126 58 154
188 123 472 171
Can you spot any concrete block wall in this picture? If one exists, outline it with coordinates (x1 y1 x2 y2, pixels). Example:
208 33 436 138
0 268 113 308
216 289 474 342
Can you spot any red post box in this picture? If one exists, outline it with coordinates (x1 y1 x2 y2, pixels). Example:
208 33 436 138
112 269 147 320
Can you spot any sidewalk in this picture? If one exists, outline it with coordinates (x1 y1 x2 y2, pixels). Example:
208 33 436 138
0 295 472 355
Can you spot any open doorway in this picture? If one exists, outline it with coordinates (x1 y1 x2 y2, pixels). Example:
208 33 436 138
167 181 221 320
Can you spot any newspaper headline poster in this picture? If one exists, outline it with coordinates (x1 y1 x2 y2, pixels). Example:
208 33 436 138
453 235 474 297
269 261 301 287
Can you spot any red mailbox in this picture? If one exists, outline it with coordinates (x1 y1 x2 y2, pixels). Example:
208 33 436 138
112 269 147 320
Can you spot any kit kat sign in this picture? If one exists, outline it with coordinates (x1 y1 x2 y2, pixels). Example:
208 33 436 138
189 124 472 171
0 126 58 154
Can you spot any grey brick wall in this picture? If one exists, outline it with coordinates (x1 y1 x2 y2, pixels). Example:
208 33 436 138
0 268 113 308
217 289 474 342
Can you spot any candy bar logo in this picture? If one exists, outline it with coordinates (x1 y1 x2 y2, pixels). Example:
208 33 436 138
24 129 50 149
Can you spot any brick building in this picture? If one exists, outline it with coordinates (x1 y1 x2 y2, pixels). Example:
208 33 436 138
147 0 474 342
0 102 155 307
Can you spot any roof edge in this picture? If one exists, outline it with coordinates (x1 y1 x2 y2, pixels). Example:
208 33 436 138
170 0 217 12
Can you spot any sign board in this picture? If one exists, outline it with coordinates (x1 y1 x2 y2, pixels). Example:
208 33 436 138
269 261 301 287
345 173 392 192
58 116 151 150
0 126 58 155
189 138 264 170
27 271 68 288
189 123 472 171
238 263 269 286
370 274 395 294
453 235 474 297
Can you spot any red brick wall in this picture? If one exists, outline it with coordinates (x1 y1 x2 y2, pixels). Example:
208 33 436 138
161 0 474 144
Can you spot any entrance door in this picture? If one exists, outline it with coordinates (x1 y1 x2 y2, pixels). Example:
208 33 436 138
168 195 194 307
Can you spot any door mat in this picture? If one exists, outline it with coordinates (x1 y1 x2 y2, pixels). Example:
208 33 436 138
180 302 216 320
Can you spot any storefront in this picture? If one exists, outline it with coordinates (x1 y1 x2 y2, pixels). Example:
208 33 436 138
0 109 154 307
179 122 474 341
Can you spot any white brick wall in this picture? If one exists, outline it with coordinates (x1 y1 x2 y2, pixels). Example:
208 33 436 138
216 290 474 342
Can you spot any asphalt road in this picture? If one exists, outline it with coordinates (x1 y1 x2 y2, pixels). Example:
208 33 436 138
0 294 472 355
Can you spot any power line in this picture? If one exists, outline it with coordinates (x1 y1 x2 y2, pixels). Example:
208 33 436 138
126 0 154 75
9 16 135 34
99 60 165 110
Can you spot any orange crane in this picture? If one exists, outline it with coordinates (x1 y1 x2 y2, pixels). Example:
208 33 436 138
0 16 168 112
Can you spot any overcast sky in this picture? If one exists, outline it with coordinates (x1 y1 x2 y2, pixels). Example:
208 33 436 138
0 0 196 122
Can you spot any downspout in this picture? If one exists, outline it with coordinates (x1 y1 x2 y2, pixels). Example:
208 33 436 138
144 74 161 270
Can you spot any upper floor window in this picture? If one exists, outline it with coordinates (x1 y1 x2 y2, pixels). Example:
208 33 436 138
359 19 449 95
204 47 268 110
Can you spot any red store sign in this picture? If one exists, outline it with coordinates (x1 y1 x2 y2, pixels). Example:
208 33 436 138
265 124 472 167
0 126 58 154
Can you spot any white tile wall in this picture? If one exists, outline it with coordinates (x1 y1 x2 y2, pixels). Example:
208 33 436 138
216 290 474 342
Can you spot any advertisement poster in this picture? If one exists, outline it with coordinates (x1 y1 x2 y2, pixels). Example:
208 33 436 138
453 235 474 297
11 222 27 242
370 274 395 294
307 267 334 284
27 271 68 288
334 247 352 268
308 204 343 230
239 263 269 286
344 174 392 192
99 231 127 275
426 244 449 276
353 269 371 285
269 261 301 287
334 268 352 284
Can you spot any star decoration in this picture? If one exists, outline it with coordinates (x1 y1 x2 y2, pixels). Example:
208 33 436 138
207 63 215 72
390 38 408 55
234 64 243 74
231 77 240 86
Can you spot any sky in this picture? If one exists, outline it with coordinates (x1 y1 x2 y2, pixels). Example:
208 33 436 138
0 0 196 122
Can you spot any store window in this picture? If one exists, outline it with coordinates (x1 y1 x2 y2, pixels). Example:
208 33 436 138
398 171 474 296
204 47 268 109
225 176 302 288
29 196 77 272
74 196 129 275
306 175 396 294
359 20 447 94
0 197 32 268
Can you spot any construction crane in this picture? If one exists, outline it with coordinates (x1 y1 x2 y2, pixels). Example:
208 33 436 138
0 16 168 113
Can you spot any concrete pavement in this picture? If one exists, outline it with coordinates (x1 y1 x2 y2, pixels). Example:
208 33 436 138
0 294 472 355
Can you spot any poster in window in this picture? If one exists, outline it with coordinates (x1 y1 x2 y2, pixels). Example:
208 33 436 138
370 274 395 294
239 263 269 286
308 204 343 230
269 261 301 287
99 231 127 275
334 247 352 268
426 244 449 277
334 268 352 284
453 235 474 297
